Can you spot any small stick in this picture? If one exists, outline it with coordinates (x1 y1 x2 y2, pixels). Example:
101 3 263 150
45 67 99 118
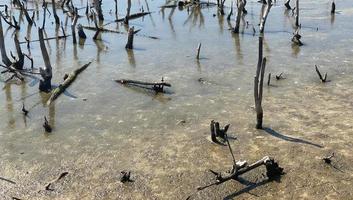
267 73 271 86
196 43 201 60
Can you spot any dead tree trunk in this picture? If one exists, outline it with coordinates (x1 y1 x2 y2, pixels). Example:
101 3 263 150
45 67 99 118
94 0 104 21
331 1 335 14
233 0 244 33
124 0 132 25
125 26 134 49
0 16 12 66
52 0 60 25
71 14 78 44
295 0 299 27
42 3 47 29
38 28 52 93
254 0 272 129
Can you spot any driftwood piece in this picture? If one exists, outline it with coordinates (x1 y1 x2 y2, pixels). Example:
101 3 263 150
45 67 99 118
116 12 151 23
47 62 92 105
276 73 284 80
254 0 272 129
38 28 53 92
13 36 24 70
195 156 284 192
125 26 134 49
196 43 201 60
115 78 171 93
322 153 334 164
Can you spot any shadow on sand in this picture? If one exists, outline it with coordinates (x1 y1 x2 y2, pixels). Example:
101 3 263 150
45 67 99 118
263 127 323 148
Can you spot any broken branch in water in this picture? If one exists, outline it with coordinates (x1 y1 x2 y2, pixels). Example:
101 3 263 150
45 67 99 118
46 62 92 105
125 26 134 49
210 120 231 144
115 78 171 93
38 28 53 93
196 43 201 60
315 65 328 83
292 28 303 46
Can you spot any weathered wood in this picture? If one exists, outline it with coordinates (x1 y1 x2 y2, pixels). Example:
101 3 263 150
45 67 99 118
115 79 171 87
233 0 244 33
71 14 78 44
254 0 272 129
47 62 92 105
226 1 233 21
315 65 328 83
284 0 291 9
117 12 151 23
42 2 47 29
267 73 271 86
331 1 335 14
0 12 20 29
20 2 34 26
196 156 284 191
295 0 299 27
196 43 201 60
0 16 12 66
38 28 52 93
125 26 134 49
94 0 104 21
77 24 87 39
292 28 303 46
52 0 60 25
13 36 24 70
124 0 132 24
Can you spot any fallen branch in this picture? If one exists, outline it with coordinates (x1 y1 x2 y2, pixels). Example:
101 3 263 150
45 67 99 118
115 78 171 93
117 12 151 23
47 62 92 105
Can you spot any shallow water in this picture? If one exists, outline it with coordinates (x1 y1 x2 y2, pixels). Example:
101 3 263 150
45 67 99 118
1 0 353 199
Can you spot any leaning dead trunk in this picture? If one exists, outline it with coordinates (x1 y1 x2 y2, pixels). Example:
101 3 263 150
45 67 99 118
38 28 53 93
124 0 132 25
0 16 12 66
71 14 78 44
254 0 272 129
